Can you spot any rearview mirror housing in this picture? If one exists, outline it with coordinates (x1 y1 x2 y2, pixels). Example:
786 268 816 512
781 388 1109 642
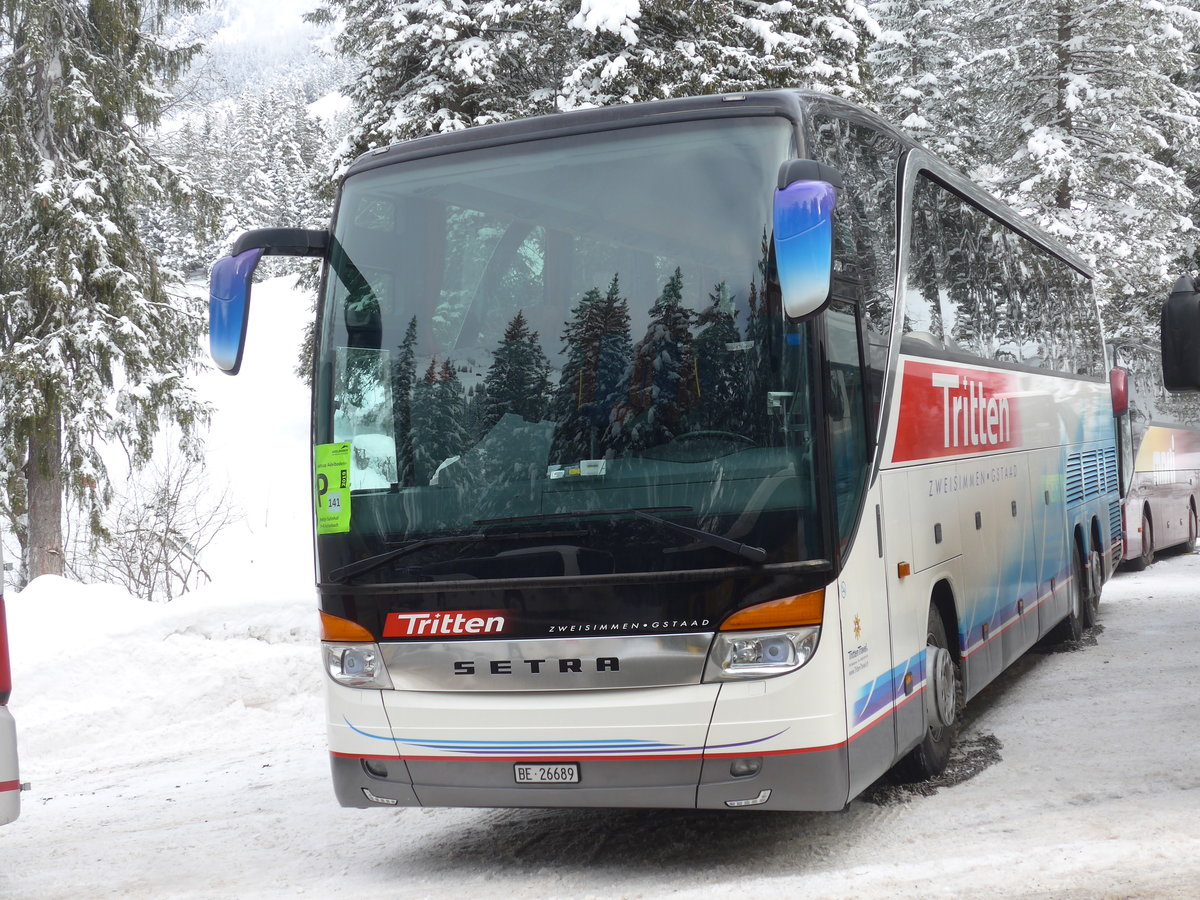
1162 274 1200 391
208 229 329 375
773 160 842 321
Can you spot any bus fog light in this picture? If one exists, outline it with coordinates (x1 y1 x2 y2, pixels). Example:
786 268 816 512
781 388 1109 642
703 627 820 681
324 643 394 689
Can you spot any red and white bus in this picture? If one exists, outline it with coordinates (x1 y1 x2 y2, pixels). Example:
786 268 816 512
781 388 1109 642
1 542 21 824
1110 340 1200 568
209 91 1119 810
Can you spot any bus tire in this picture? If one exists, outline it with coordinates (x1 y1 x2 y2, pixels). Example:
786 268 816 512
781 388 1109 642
1186 503 1197 553
893 606 959 782
1127 509 1154 571
1081 548 1102 630
1050 545 1086 643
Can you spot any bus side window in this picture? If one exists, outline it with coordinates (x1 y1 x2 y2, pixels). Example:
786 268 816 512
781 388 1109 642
809 111 901 422
902 178 947 349
825 301 869 545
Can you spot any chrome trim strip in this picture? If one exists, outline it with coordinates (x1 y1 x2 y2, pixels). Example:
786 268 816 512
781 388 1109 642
380 633 714 692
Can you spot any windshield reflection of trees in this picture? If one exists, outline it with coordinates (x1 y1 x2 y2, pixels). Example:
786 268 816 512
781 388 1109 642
381 262 782 491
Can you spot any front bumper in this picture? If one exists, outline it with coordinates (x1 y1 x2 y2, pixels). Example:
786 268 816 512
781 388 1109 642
331 742 850 811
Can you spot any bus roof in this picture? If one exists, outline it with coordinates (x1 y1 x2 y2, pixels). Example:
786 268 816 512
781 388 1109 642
342 89 919 179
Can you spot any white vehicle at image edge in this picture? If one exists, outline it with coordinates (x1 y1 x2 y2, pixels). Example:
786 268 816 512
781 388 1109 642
0 541 22 824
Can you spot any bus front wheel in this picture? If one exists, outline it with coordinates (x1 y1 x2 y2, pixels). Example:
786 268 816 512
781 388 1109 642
893 606 959 782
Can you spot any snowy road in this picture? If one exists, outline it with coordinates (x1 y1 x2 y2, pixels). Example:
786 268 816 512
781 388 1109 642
3 548 1199 898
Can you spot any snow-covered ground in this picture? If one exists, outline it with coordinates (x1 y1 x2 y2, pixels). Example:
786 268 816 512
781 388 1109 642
3 277 1199 898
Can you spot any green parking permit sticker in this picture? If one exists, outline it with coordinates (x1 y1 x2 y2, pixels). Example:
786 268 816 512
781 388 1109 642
315 442 352 534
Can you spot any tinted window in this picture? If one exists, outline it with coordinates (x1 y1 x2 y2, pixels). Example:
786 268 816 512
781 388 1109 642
809 113 902 421
316 117 835 578
1113 342 1200 434
903 174 1101 376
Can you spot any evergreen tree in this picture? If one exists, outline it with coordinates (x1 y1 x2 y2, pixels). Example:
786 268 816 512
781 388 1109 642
313 0 881 172
870 0 978 169
568 0 877 107
389 316 419 486
743 238 776 444
619 268 696 452
411 357 469 483
876 0 1200 338
308 0 574 173
0 0 210 579
464 381 490 445
550 274 632 462
483 310 551 427
691 281 747 435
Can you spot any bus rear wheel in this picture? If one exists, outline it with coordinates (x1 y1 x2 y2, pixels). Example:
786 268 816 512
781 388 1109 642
1051 545 1086 643
1081 548 1102 630
893 606 959 782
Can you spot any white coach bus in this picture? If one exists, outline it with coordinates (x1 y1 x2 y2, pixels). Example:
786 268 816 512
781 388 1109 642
208 91 1120 811
1109 340 1200 569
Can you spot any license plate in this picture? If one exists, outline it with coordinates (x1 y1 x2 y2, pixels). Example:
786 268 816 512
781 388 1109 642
514 763 580 784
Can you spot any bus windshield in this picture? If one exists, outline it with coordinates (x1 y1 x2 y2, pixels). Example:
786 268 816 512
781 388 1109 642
314 116 829 583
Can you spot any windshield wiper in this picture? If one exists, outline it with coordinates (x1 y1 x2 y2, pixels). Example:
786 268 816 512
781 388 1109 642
327 530 587 584
633 510 767 564
474 506 691 526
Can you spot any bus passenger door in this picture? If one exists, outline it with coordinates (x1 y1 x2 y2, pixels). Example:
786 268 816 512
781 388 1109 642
825 303 900 796
878 461 962 762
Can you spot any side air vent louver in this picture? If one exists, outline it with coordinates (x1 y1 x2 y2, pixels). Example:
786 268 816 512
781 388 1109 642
1102 446 1119 494
1066 454 1084 507
1066 447 1116 508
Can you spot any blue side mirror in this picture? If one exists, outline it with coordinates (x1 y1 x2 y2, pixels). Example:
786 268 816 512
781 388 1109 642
773 160 841 321
209 247 265 375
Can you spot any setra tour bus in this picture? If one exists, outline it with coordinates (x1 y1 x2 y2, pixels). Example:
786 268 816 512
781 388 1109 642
208 90 1121 811
1108 339 1200 569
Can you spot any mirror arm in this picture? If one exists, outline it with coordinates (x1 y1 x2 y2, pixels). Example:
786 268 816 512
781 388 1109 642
232 227 330 258
778 160 843 191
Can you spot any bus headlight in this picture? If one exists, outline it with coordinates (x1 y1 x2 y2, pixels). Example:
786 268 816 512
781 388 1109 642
324 643 394 689
702 627 820 681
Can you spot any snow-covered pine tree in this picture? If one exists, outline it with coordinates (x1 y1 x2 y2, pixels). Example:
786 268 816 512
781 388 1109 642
389 316 420 486
483 310 551 427
550 285 607 463
314 0 881 173
566 0 878 108
880 0 1200 338
869 0 979 170
620 267 696 452
550 274 633 462
308 0 574 174
0 0 211 580
691 281 747 435
410 357 469 484
410 357 470 487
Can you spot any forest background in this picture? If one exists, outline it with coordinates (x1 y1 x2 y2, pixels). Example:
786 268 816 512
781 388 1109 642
2 0 1199 591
